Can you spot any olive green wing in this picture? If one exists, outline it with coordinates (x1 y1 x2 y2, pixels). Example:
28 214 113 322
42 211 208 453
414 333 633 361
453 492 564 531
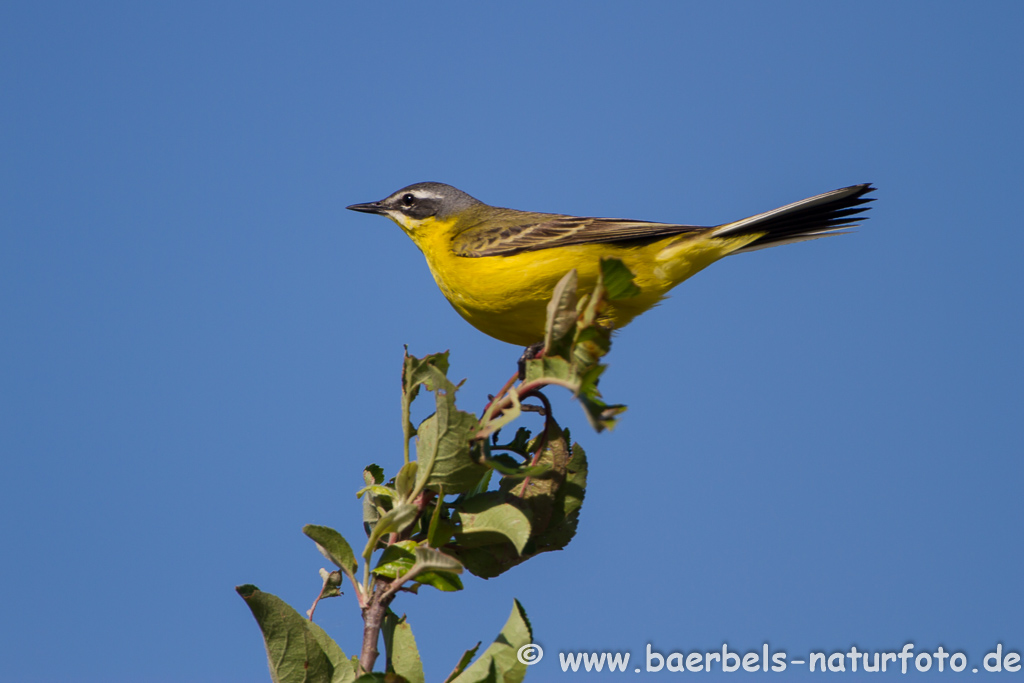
452 215 705 258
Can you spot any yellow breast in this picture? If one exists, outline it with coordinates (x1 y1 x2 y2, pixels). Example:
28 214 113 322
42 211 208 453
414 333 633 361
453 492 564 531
393 215 757 346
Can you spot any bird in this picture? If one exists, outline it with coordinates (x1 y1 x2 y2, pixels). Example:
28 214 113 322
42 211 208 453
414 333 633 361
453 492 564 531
347 182 874 347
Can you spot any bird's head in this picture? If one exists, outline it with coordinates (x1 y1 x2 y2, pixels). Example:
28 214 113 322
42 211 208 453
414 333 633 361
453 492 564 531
347 182 482 236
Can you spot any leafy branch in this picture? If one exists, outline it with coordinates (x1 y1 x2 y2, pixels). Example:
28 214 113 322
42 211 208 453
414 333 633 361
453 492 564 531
237 259 638 682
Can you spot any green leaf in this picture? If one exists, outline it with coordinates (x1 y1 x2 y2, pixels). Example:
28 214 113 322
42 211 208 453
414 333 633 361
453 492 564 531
362 470 385 537
303 525 358 576
453 422 587 578
236 584 335 683
372 541 463 592
413 572 463 592
443 643 481 683
559 361 624 432
491 427 533 457
402 351 458 467
465 468 493 498
447 546 513 580
373 541 417 578
578 279 603 328
411 546 464 591
353 673 408 683
364 503 419 559
480 452 551 479
475 387 522 439
532 441 588 553
451 661 497 683
389 503 420 535
402 351 457 463
415 394 487 494
450 600 533 683
404 350 453 394
363 496 381 538
578 393 627 433
599 257 641 299
523 356 574 385
381 611 399 679
454 492 532 555
395 462 418 501
426 488 448 548
414 571 463 592
402 350 457 427
356 485 399 500
543 268 578 356
390 619 424 683
307 619 357 683
364 465 385 485
497 423 571 542
428 514 458 550
413 545 464 574
573 325 612 365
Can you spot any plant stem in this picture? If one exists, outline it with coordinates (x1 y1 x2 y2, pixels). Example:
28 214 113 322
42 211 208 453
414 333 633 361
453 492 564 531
402 395 412 465
307 592 324 621
516 389 553 496
486 371 519 412
359 577 397 674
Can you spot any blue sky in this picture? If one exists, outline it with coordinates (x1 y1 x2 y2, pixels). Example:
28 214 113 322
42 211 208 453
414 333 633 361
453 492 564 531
2 2 1021 681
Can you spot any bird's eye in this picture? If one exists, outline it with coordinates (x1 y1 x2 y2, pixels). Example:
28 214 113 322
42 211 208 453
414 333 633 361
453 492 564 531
401 193 416 206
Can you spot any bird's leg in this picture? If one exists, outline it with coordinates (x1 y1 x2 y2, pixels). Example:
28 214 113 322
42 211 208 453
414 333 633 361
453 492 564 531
517 342 545 380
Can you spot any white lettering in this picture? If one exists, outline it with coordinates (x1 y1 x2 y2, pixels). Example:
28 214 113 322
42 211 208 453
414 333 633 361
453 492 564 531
846 645 860 672
722 644 740 672
645 644 663 672
898 643 915 673
984 643 1003 672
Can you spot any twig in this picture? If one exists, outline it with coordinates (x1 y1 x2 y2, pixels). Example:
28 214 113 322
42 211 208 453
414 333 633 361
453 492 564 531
359 577 397 673
516 389 553 497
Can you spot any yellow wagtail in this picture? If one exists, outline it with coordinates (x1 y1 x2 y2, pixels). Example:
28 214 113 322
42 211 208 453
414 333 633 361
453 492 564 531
348 183 874 346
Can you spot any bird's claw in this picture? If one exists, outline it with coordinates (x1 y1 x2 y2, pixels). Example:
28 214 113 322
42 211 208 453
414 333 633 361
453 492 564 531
517 342 545 380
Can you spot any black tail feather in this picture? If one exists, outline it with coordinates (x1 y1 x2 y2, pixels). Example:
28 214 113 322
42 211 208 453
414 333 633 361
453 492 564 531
717 184 875 253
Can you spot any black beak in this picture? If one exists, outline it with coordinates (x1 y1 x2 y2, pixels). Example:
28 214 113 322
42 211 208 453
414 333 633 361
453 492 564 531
347 201 386 215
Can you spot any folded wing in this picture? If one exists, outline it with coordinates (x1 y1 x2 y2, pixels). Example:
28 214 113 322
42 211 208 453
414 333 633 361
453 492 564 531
453 215 704 258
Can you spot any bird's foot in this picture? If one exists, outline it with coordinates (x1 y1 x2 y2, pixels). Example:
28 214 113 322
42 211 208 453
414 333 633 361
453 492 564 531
517 342 545 380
